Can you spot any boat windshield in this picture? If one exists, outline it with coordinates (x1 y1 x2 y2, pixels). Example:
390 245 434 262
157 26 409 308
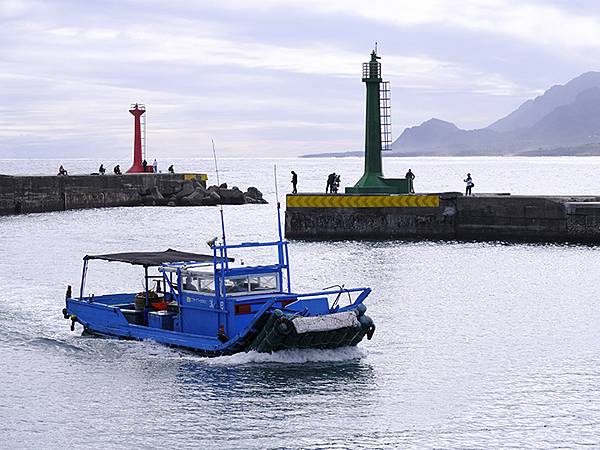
182 271 215 293
180 270 279 296
223 273 279 296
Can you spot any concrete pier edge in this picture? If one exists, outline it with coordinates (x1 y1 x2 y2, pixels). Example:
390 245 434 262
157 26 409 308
285 192 600 243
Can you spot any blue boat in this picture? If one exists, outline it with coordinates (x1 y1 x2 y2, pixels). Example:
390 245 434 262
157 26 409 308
62 204 375 356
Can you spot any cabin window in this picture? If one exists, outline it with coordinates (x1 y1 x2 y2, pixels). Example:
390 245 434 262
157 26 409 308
198 278 215 293
224 276 249 295
249 275 278 291
182 272 215 294
183 275 199 291
222 273 279 296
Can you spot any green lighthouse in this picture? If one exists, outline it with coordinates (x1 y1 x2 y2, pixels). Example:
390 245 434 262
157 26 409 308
346 49 411 194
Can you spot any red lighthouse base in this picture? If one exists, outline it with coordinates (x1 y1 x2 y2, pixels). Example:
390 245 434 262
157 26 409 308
126 162 146 173
126 162 153 173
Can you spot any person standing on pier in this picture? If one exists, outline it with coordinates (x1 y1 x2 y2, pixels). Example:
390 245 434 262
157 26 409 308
464 173 474 196
291 171 298 194
152 159 158 173
142 159 148 173
326 173 336 193
331 174 340 193
405 169 415 193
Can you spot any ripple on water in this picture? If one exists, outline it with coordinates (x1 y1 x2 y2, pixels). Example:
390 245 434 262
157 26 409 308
4 157 600 448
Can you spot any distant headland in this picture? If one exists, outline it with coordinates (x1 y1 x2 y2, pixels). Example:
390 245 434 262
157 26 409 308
303 72 600 157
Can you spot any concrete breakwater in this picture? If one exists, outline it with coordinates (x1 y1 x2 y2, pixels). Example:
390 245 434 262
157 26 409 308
285 193 600 243
0 173 267 216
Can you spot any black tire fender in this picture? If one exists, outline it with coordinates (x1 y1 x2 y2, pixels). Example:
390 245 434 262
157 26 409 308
275 318 292 336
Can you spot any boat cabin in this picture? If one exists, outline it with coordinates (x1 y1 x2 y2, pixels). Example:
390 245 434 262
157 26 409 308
72 241 337 341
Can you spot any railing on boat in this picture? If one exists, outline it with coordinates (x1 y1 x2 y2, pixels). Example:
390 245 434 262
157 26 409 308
212 240 291 294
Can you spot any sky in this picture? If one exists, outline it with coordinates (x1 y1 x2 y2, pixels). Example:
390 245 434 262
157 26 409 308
1 0 600 159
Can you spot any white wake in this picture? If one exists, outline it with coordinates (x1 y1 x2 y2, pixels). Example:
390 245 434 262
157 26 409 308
205 346 367 366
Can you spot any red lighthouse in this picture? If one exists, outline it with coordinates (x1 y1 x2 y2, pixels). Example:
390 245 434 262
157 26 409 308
126 103 146 173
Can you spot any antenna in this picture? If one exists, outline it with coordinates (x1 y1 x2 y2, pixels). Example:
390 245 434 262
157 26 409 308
274 164 283 242
274 164 280 205
211 139 228 266
273 165 285 279
211 139 221 186
375 41 378 54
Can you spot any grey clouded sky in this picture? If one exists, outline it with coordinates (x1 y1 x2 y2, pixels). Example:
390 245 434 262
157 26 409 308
1 0 599 158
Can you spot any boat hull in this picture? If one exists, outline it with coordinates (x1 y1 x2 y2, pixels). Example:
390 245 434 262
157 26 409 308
65 299 375 357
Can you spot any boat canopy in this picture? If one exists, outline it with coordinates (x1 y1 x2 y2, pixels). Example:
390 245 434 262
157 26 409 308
83 248 232 267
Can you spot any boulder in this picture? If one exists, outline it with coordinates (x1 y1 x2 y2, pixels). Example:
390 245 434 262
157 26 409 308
218 188 245 205
244 186 268 204
203 191 221 206
244 195 260 204
175 180 195 200
193 183 209 196
179 190 206 206
142 180 269 207
161 180 183 196
142 186 166 206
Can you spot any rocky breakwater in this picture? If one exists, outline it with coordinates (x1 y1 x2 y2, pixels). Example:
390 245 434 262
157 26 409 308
0 173 268 216
141 179 268 207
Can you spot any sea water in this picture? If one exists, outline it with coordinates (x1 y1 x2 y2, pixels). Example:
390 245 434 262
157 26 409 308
2 157 600 448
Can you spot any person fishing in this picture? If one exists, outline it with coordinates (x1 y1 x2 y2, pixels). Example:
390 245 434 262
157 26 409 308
291 171 298 194
331 174 340 193
114 164 122 175
57 165 68 176
464 173 474 196
405 169 415 193
98 164 106 175
326 173 336 193
168 165 175 174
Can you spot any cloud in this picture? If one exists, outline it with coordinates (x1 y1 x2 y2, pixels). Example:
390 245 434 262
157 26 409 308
10 18 523 95
0 0 598 158
215 0 600 52
0 0 31 18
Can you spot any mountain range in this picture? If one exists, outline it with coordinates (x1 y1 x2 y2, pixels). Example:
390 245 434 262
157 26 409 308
392 71 600 156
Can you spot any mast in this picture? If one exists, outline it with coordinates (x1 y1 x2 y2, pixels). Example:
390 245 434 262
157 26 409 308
211 139 228 269
274 164 283 243
274 165 285 276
